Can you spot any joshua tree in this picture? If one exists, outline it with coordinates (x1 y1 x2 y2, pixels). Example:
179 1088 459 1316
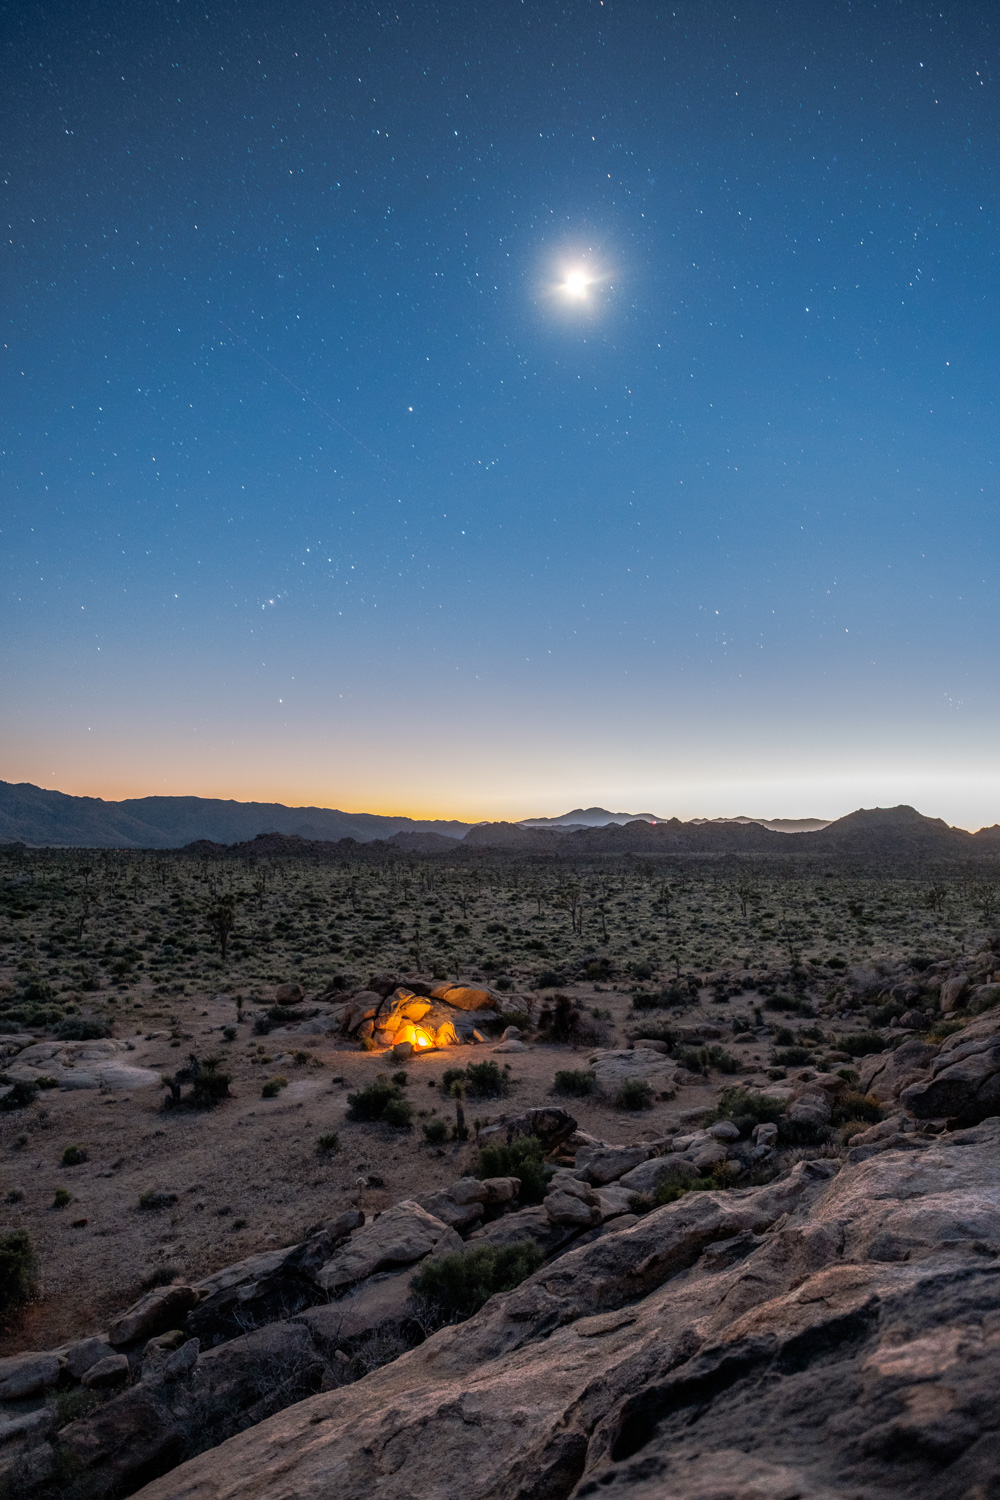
205 894 237 963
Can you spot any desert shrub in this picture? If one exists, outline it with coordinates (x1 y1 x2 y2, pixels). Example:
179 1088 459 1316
222 1025 238 1041
971 985 1000 1015
261 1076 288 1099
839 1031 887 1058
411 1240 543 1324
928 1019 966 1042
381 1096 414 1128
190 1056 231 1106
61 1145 88 1167
839 1118 872 1143
614 1079 653 1111
391 1070 409 1086
836 1067 860 1084
629 1161 739 1214
585 958 613 981
868 1001 905 1028
54 1016 111 1041
464 1061 510 1099
316 1132 341 1153
705 1086 787 1135
833 1089 883 1125
707 1046 740 1074
776 1116 830 1147
422 1118 450 1144
537 994 581 1043
0 1228 37 1322
0 1078 39 1111
474 1134 551 1203
347 1079 402 1121
52 1187 71 1208
628 1023 675 1047
535 970 566 990
772 1046 814 1067
440 1067 466 1095
138 1189 178 1210
764 993 813 1015
50 1386 104 1427
553 1068 595 1097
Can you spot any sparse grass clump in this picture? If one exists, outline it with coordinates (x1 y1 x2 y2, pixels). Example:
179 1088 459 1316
61 1145 88 1167
411 1240 543 1324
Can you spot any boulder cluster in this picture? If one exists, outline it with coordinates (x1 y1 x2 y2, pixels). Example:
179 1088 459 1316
269 974 537 1054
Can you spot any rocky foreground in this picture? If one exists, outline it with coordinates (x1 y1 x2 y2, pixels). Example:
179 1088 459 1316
3 1005 1000 1499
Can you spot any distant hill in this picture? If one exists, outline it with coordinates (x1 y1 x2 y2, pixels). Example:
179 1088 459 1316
468 806 998 859
1 782 995 858
0 780 471 849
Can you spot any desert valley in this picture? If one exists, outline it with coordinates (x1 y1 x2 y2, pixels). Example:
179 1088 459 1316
3 793 1000 1497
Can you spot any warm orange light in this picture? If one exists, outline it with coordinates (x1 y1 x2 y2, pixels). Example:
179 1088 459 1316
415 1032 431 1048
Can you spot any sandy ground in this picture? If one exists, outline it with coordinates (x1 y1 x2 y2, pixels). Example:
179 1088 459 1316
0 982 777 1355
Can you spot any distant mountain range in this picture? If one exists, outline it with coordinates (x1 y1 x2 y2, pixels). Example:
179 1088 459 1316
0 781 473 849
1 781 997 858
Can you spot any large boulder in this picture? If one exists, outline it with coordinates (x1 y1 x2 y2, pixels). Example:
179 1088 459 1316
574 1142 654 1184
940 973 970 1012
107 1284 199 1347
901 1013 1000 1124
589 1048 677 1098
859 1037 939 1102
429 984 499 1011
294 1271 416 1349
187 1213 364 1343
477 1107 577 1152
314 1202 462 1294
0 1351 61 1400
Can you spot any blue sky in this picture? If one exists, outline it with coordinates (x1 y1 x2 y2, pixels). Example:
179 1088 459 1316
2 1 998 825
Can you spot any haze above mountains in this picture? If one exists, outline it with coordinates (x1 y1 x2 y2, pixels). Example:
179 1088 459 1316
1 780 998 858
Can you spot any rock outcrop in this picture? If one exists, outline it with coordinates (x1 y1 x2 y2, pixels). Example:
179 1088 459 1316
132 1120 1000 1500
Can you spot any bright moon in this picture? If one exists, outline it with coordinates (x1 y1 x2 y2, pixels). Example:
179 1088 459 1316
562 269 589 298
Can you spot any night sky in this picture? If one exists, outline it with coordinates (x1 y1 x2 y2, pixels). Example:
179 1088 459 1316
3 1 998 826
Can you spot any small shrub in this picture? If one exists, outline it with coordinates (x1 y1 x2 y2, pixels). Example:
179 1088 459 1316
61 1145 88 1167
614 1080 654 1111
316 1132 341 1153
222 1025 238 1041
970 985 1000 1015
535 969 566 989
833 1089 883 1125
764 993 813 1015
50 1386 103 1427
440 1067 466 1095
261 1075 288 1099
0 1078 39 1111
839 1031 887 1058
707 1046 740 1074
464 1061 510 1099
475 1134 551 1203
52 1187 71 1208
54 1016 111 1041
189 1056 231 1106
422 1118 450 1144
553 1068 595 1097
391 1070 409 1086
537 994 580 1043
705 1087 787 1135
772 1046 814 1067
381 1096 414 1128
0 1228 37 1322
411 1239 543 1324
348 1079 404 1121
839 1118 872 1143
138 1189 178 1210
6 1188 24 1204
776 1116 830 1147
